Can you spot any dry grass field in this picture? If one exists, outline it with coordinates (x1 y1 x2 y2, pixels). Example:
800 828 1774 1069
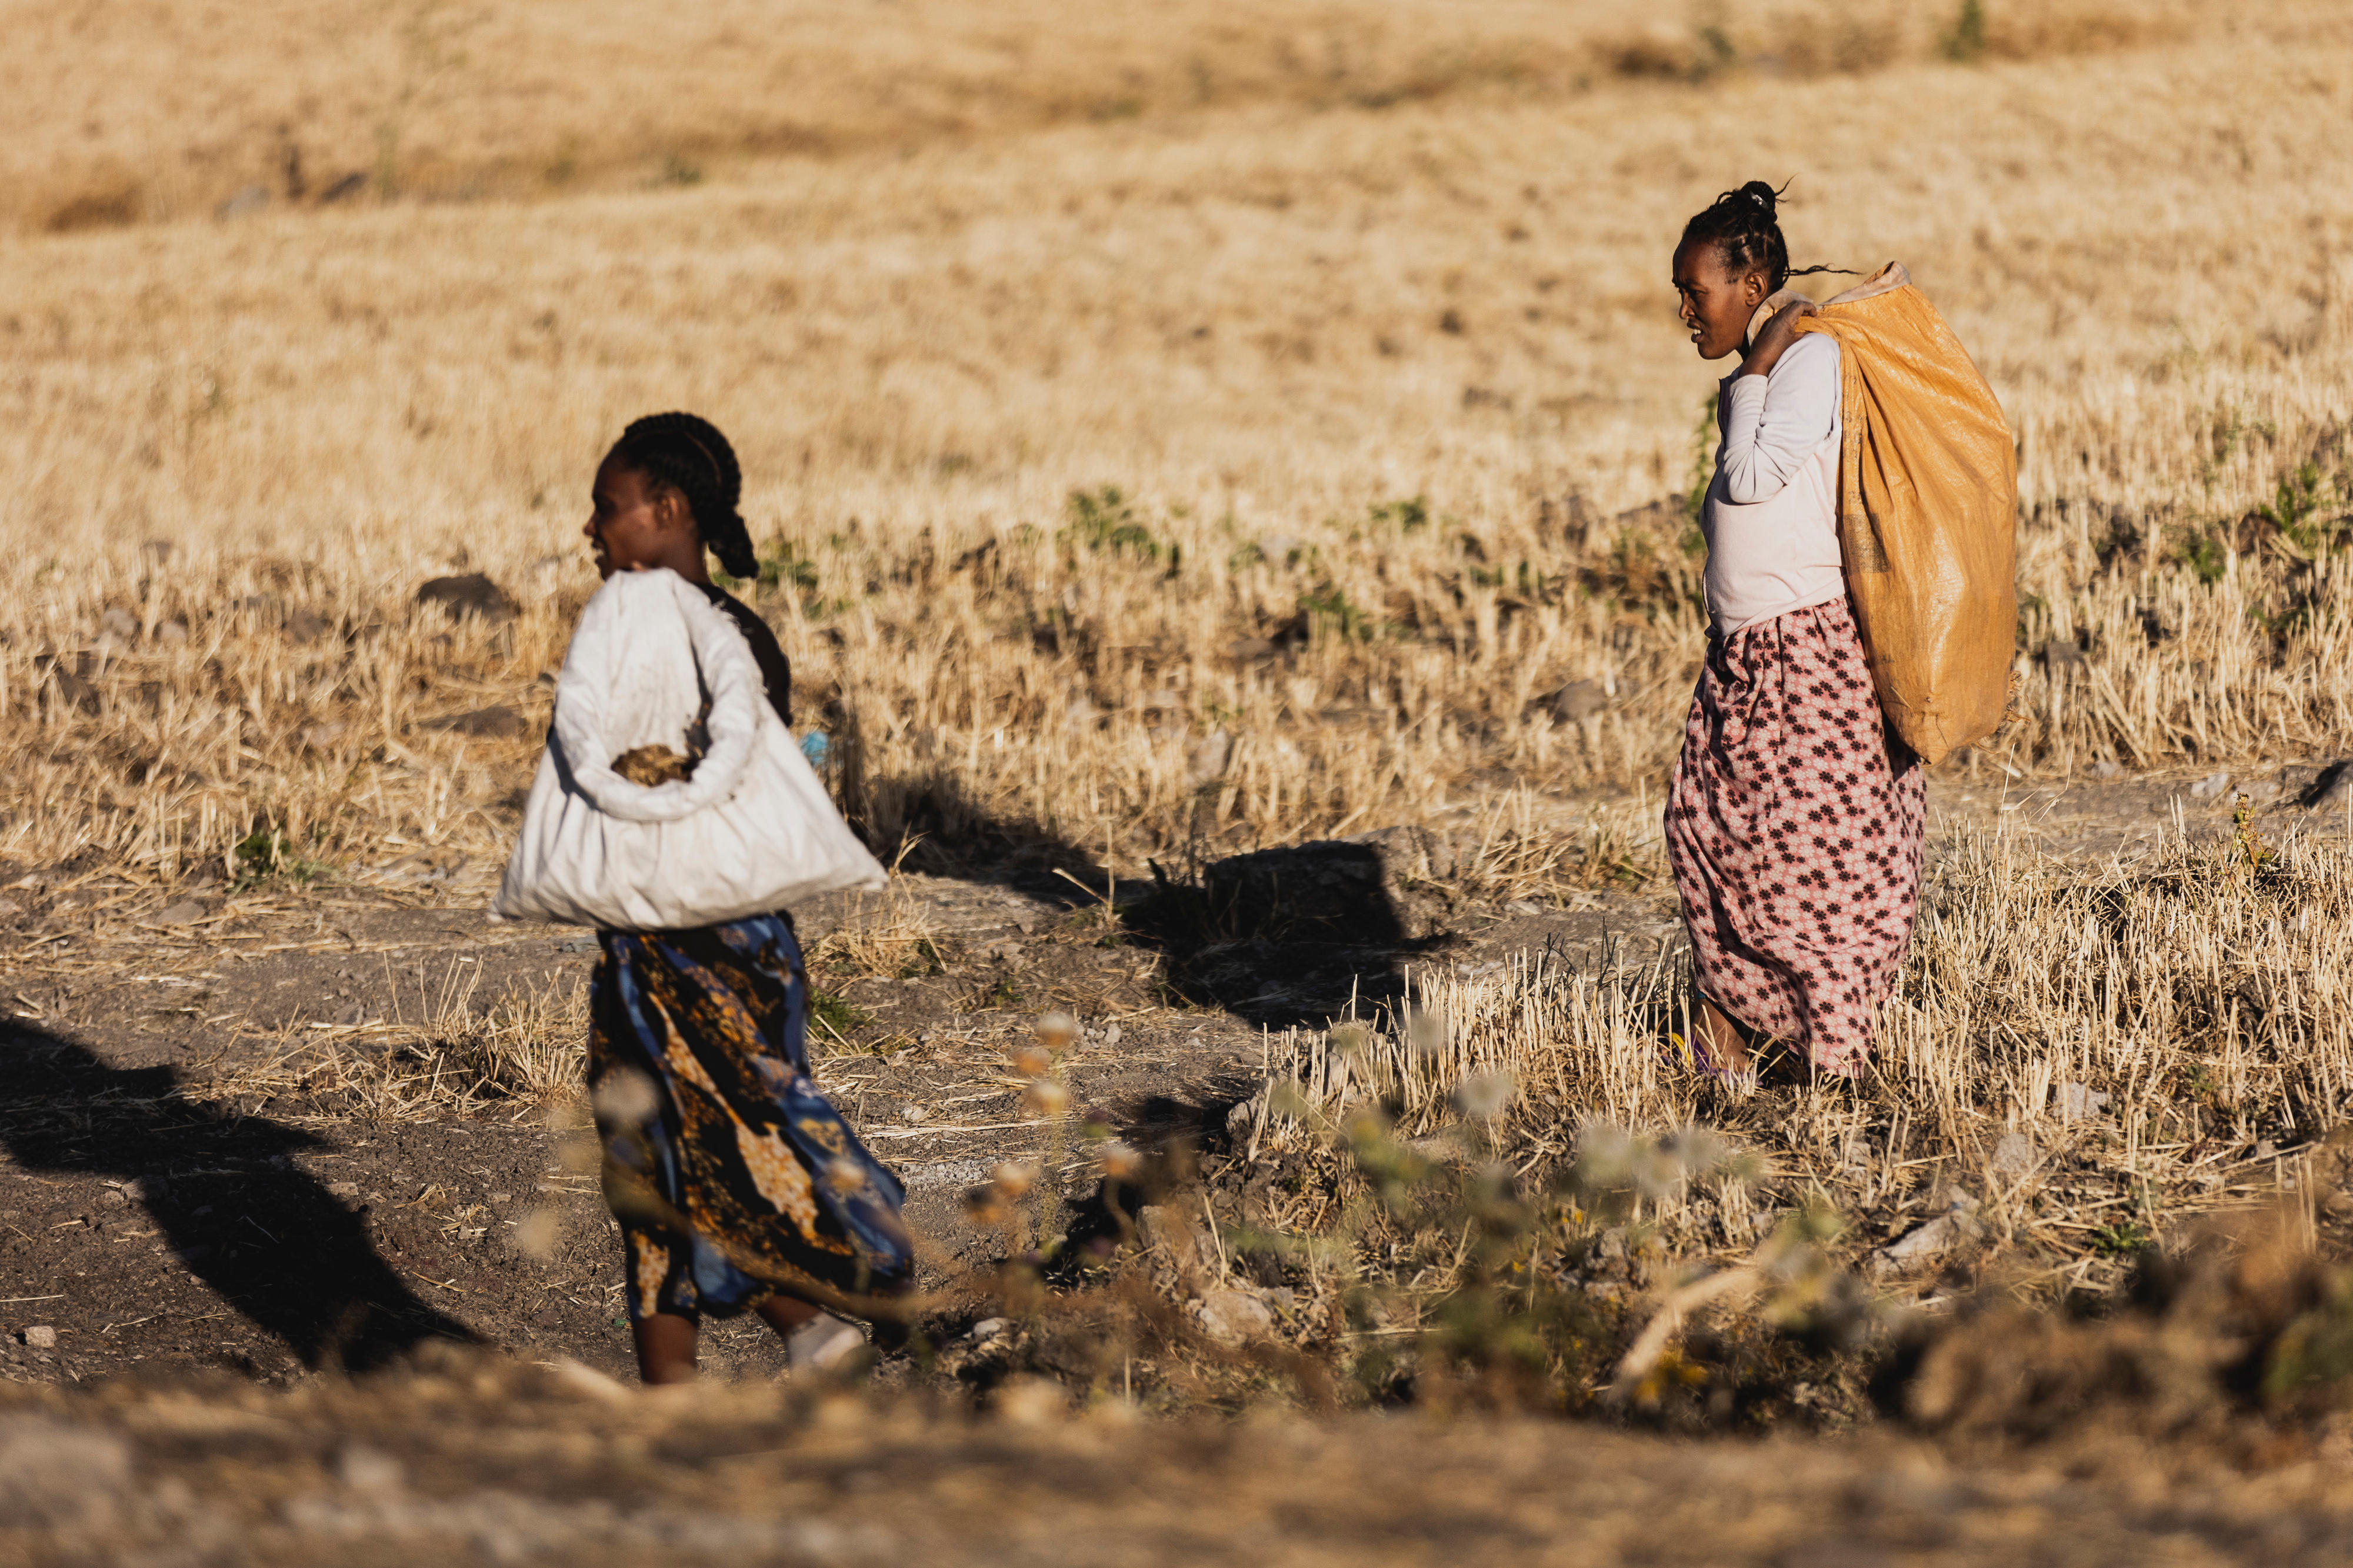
7 1 2353 1557
1 0 2349 883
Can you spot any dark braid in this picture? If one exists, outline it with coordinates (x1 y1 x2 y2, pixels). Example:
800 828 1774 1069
609 412 758 580
1679 180 1851 292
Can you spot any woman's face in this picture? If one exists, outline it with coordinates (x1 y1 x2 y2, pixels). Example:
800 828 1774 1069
584 457 684 580
1673 239 1766 361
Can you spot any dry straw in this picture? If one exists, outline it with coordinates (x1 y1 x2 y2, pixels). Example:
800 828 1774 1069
1261 822 2353 1290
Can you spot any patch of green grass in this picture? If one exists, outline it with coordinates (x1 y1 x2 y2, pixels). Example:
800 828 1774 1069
1297 581 1381 643
895 937 949 979
2090 1220 2152 1258
232 827 334 890
716 535 846 617
1062 486 1174 567
808 989 873 1040
2172 530 2229 586
964 972 1024 1012
1939 0 1988 64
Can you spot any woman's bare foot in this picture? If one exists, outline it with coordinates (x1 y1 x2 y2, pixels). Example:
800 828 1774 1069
1695 999 1755 1076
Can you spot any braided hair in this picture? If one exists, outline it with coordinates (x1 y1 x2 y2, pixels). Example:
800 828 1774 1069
608 412 758 581
1679 181 1849 293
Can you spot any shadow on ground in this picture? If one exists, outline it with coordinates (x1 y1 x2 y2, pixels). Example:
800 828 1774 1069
860 764 1449 1029
0 1022 476 1371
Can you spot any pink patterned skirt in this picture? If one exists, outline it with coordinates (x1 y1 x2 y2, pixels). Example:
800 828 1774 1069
1664 597 1927 1074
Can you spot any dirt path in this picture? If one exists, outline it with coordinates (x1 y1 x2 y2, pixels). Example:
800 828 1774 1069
4 1358 2351 1566
0 762 2341 1388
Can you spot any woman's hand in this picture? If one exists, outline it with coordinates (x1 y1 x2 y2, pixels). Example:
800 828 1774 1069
1739 299 1817 378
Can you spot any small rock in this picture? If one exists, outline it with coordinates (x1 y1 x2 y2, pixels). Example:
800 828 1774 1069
1991 1129 2037 1178
2187 771 2232 801
2041 638 2086 669
1225 1086 1268 1145
98 606 140 643
0 898 21 919
2057 1082 2111 1118
1198 1288 1276 1342
151 899 211 927
285 608 332 643
154 618 189 646
1186 730 1234 789
1225 636 1277 662
2087 760 2121 779
488 1191 511 1204
141 540 176 563
215 184 269 219
317 171 369 205
425 705 524 739
99 1189 127 1208
21 1326 56 1350
900 1158 990 1192
328 1181 362 1199
2255 1139 2279 1161
1872 1190 1981 1275
414 573 515 624
969 1317 1010 1342
1542 677 1608 723
299 720 349 751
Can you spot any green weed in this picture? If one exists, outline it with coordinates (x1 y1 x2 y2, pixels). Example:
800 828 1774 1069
1062 486 1174 567
1940 0 1988 64
1298 581 1381 643
232 826 334 890
808 989 874 1040
2090 1219 2152 1257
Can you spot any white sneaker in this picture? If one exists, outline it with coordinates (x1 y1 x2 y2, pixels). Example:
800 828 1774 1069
787 1313 866 1372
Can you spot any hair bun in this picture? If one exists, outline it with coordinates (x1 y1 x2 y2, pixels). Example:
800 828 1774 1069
1738 180 1779 215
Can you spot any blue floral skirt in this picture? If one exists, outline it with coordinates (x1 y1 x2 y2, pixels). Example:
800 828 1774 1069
588 913 911 1322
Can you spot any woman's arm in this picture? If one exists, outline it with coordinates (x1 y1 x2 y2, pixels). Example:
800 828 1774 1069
1717 331 1839 506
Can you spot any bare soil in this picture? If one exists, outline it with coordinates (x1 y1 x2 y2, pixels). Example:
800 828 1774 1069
1 765 2348 1564
0 764 2335 1390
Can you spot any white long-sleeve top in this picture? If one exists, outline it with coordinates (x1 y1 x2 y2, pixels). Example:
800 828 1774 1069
1699 331 1847 635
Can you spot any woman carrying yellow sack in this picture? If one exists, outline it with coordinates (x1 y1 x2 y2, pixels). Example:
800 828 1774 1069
1664 183 1927 1081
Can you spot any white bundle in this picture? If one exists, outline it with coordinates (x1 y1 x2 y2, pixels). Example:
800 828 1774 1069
492 568 885 930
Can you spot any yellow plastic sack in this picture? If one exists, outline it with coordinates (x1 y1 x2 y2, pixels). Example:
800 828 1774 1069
1792 263 2017 766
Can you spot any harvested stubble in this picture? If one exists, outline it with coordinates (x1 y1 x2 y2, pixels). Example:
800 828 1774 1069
1262 825 2353 1295
0 3 2344 880
200 965 592 1123
2 5 2350 883
2 0 2243 233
